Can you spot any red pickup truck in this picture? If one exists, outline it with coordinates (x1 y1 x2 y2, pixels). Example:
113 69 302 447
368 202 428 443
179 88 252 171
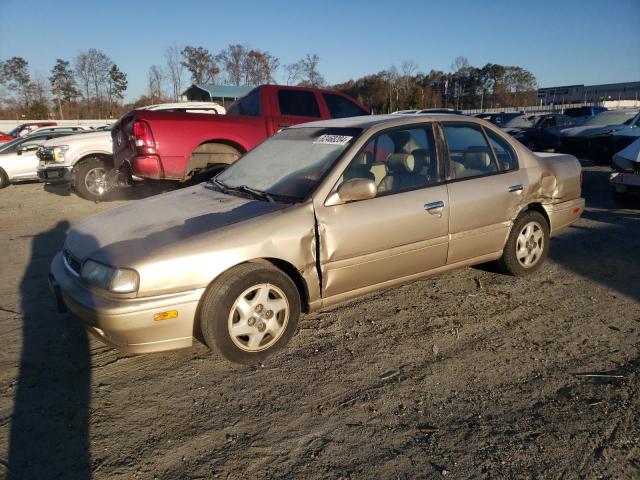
112 85 369 181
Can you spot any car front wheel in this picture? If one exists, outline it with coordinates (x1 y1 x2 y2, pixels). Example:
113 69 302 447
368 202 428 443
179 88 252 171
73 158 114 201
497 210 549 276
199 262 301 364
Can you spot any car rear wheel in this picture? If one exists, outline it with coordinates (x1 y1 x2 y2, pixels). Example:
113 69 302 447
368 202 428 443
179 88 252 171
73 158 114 201
526 140 537 151
199 262 300 364
0 168 8 189
497 210 549 276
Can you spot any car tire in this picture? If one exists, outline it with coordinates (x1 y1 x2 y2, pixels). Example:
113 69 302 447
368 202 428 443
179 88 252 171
199 262 301 364
526 140 537 152
496 210 549 276
0 168 9 189
73 158 113 201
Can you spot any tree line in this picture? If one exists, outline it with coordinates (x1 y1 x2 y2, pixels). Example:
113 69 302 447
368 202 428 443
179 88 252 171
0 48 538 120
335 57 538 113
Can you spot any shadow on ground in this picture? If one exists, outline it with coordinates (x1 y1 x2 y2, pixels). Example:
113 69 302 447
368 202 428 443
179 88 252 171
549 168 640 301
8 221 92 480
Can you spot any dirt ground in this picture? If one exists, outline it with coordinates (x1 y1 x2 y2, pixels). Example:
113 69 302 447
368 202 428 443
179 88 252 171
0 167 638 480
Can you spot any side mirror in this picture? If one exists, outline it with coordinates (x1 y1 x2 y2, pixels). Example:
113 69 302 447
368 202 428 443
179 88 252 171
337 178 377 202
17 145 38 155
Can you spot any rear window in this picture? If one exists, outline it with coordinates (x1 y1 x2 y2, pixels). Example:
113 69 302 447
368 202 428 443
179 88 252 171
322 93 367 118
227 89 261 117
278 90 320 117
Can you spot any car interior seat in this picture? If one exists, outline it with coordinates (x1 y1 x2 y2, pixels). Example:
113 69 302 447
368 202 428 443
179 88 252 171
378 153 427 193
453 146 496 178
343 151 375 182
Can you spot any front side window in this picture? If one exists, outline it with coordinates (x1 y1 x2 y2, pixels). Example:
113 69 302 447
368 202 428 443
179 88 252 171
340 125 438 196
322 93 367 118
278 90 320 117
442 123 498 179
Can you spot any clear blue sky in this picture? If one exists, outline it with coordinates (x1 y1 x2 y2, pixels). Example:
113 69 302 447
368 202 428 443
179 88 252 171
1 0 638 101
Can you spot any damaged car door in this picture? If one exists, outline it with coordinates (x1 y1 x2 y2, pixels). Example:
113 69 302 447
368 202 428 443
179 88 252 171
441 122 528 264
316 124 450 300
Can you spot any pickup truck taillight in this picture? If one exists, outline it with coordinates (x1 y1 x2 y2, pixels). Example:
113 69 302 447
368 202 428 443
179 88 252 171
132 120 157 154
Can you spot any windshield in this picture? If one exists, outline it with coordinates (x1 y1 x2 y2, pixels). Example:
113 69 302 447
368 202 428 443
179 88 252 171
216 127 361 200
583 111 638 126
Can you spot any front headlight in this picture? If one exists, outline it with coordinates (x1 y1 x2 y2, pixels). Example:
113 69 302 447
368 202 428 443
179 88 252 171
81 259 139 293
53 145 69 162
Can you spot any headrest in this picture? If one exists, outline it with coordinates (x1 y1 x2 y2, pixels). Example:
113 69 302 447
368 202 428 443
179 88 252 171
387 153 424 174
353 151 373 168
389 131 421 153
410 149 430 168
464 147 492 170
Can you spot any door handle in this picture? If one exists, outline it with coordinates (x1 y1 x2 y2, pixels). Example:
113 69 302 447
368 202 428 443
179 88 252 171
508 184 524 193
424 200 445 214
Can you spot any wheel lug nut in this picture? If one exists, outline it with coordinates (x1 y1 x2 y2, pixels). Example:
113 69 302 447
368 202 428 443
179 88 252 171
248 317 256 326
255 304 264 313
257 323 266 332
265 310 274 319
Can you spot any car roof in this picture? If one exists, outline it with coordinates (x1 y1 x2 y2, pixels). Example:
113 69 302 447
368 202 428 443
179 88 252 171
289 113 482 131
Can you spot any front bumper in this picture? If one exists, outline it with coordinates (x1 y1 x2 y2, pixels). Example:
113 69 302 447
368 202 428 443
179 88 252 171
50 252 204 354
37 165 72 183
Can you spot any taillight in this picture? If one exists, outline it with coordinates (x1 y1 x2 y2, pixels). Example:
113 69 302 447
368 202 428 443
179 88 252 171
132 120 156 151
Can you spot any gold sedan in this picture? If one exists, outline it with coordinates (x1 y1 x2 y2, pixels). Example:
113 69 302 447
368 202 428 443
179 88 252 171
50 114 584 364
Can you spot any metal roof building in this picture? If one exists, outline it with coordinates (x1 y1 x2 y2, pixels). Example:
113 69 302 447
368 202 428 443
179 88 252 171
538 81 640 104
180 84 253 105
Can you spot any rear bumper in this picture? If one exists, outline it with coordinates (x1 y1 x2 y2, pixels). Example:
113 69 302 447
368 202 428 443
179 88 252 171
118 154 165 180
610 172 640 193
544 197 585 237
50 252 204 354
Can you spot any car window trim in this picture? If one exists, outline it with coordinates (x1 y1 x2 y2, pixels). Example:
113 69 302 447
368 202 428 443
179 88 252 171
480 125 520 172
325 122 445 204
437 121 520 183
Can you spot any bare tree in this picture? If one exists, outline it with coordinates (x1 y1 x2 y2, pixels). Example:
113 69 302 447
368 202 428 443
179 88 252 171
75 49 112 117
74 51 91 113
217 44 247 86
147 65 165 104
243 49 279 86
285 53 325 87
181 46 219 85
284 61 305 86
165 44 185 101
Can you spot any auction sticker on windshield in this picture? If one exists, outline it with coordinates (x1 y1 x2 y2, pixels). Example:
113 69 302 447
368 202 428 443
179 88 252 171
313 134 353 145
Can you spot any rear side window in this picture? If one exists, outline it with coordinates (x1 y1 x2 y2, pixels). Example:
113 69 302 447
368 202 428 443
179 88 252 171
485 130 518 172
278 90 320 117
227 89 261 116
322 93 367 118
442 123 498 179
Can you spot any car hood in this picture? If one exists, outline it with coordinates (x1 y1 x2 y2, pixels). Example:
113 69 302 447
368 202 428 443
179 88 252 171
560 124 624 138
65 183 288 266
42 130 111 147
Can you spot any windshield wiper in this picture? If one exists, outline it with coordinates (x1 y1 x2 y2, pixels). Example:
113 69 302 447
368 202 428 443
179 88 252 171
207 178 298 203
233 185 276 202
